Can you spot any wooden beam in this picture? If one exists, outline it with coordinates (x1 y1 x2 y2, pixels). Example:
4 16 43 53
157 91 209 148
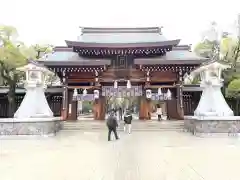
145 85 176 89
67 86 101 89
68 79 95 83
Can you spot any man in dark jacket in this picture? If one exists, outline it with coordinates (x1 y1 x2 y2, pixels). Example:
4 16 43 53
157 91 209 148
106 110 119 141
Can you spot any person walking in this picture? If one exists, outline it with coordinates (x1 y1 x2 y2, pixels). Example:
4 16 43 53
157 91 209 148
119 107 123 121
156 104 163 121
123 109 133 134
106 110 119 141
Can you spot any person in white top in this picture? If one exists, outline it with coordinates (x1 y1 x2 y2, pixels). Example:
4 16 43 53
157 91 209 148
123 109 133 134
156 104 162 121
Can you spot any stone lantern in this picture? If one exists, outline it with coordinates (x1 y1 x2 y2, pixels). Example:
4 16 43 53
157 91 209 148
14 62 54 118
190 61 233 116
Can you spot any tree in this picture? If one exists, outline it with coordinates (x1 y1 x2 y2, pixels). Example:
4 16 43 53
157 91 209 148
193 21 240 87
31 44 53 59
226 79 240 98
0 25 28 116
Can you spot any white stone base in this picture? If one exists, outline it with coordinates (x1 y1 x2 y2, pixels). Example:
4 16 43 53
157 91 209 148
0 117 62 136
184 116 240 136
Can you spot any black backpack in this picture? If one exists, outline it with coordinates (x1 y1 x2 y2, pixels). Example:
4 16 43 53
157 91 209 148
107 115 117 128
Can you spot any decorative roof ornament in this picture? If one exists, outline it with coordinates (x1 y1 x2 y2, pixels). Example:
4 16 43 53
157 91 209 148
79 26 83 35
158 26 163 35
188 44 192 52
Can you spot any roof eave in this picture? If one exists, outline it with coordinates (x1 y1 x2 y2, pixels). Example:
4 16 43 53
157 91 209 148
38 60 111 66
134 59 209 65
65 39 181 48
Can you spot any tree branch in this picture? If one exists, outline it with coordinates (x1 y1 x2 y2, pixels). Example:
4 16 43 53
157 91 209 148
0 60 13 83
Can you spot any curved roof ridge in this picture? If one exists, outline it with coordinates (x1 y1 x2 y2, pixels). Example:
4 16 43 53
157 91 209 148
81 27 162 34
172 45 192 51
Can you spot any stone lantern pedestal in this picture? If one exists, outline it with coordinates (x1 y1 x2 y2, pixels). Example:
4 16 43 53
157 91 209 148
0 62 61 137
184 62 240 137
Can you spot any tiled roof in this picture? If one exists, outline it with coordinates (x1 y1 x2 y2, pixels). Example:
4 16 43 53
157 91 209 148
65 27 180 48
38 51 110 66
134 50 209 65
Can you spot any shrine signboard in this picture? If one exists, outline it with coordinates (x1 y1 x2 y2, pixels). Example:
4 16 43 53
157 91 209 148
151 93 171 101
75 94 94 101
102 86 142 97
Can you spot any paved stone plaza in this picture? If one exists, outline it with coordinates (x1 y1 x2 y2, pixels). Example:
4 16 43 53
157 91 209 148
1 131 240 180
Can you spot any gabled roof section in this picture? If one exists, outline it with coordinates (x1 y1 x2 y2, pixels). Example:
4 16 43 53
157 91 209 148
38 47 111 66
65 27 181 48
134 46 209 65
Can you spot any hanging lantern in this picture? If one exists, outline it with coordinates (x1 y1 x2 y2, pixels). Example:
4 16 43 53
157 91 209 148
127 80 131 89
146 89 152 99
83 89 87 96
166 89 172 100
114 80 118 89
158 88 162 96
73 88 78 100
95 77 99 82
93 90 99 99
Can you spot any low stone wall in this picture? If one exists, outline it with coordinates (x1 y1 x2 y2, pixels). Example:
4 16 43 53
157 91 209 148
184 116 240 136
0 118 62 136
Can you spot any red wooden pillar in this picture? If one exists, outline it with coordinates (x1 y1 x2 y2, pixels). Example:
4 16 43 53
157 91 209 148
139 96 151 120
61 71 68 120
66 90 77 120
98 96 106 120
93 100 98 120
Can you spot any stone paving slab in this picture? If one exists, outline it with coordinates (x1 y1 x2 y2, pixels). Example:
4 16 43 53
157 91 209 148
1 131 240 180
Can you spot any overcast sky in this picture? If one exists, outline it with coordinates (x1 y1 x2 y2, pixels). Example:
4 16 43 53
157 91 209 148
0 0 240 46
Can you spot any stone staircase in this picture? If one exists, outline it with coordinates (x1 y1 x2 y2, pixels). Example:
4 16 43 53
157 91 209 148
61 120 184 131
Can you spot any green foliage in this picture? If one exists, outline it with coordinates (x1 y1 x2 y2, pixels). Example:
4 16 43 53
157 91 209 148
0 25 32 116
0 25 18 40
0 26 28 85
226 79 240 98
194 37 235 59
194 40 214 58
82 101 93 113
194 22 240 92
0 25 57 116
191 76 201 84
32 44 53 59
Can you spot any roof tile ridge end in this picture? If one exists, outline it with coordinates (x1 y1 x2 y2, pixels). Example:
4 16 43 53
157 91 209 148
54 46 73 52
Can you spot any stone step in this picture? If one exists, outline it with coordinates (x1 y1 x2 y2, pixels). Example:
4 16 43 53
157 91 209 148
61 120 184 131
